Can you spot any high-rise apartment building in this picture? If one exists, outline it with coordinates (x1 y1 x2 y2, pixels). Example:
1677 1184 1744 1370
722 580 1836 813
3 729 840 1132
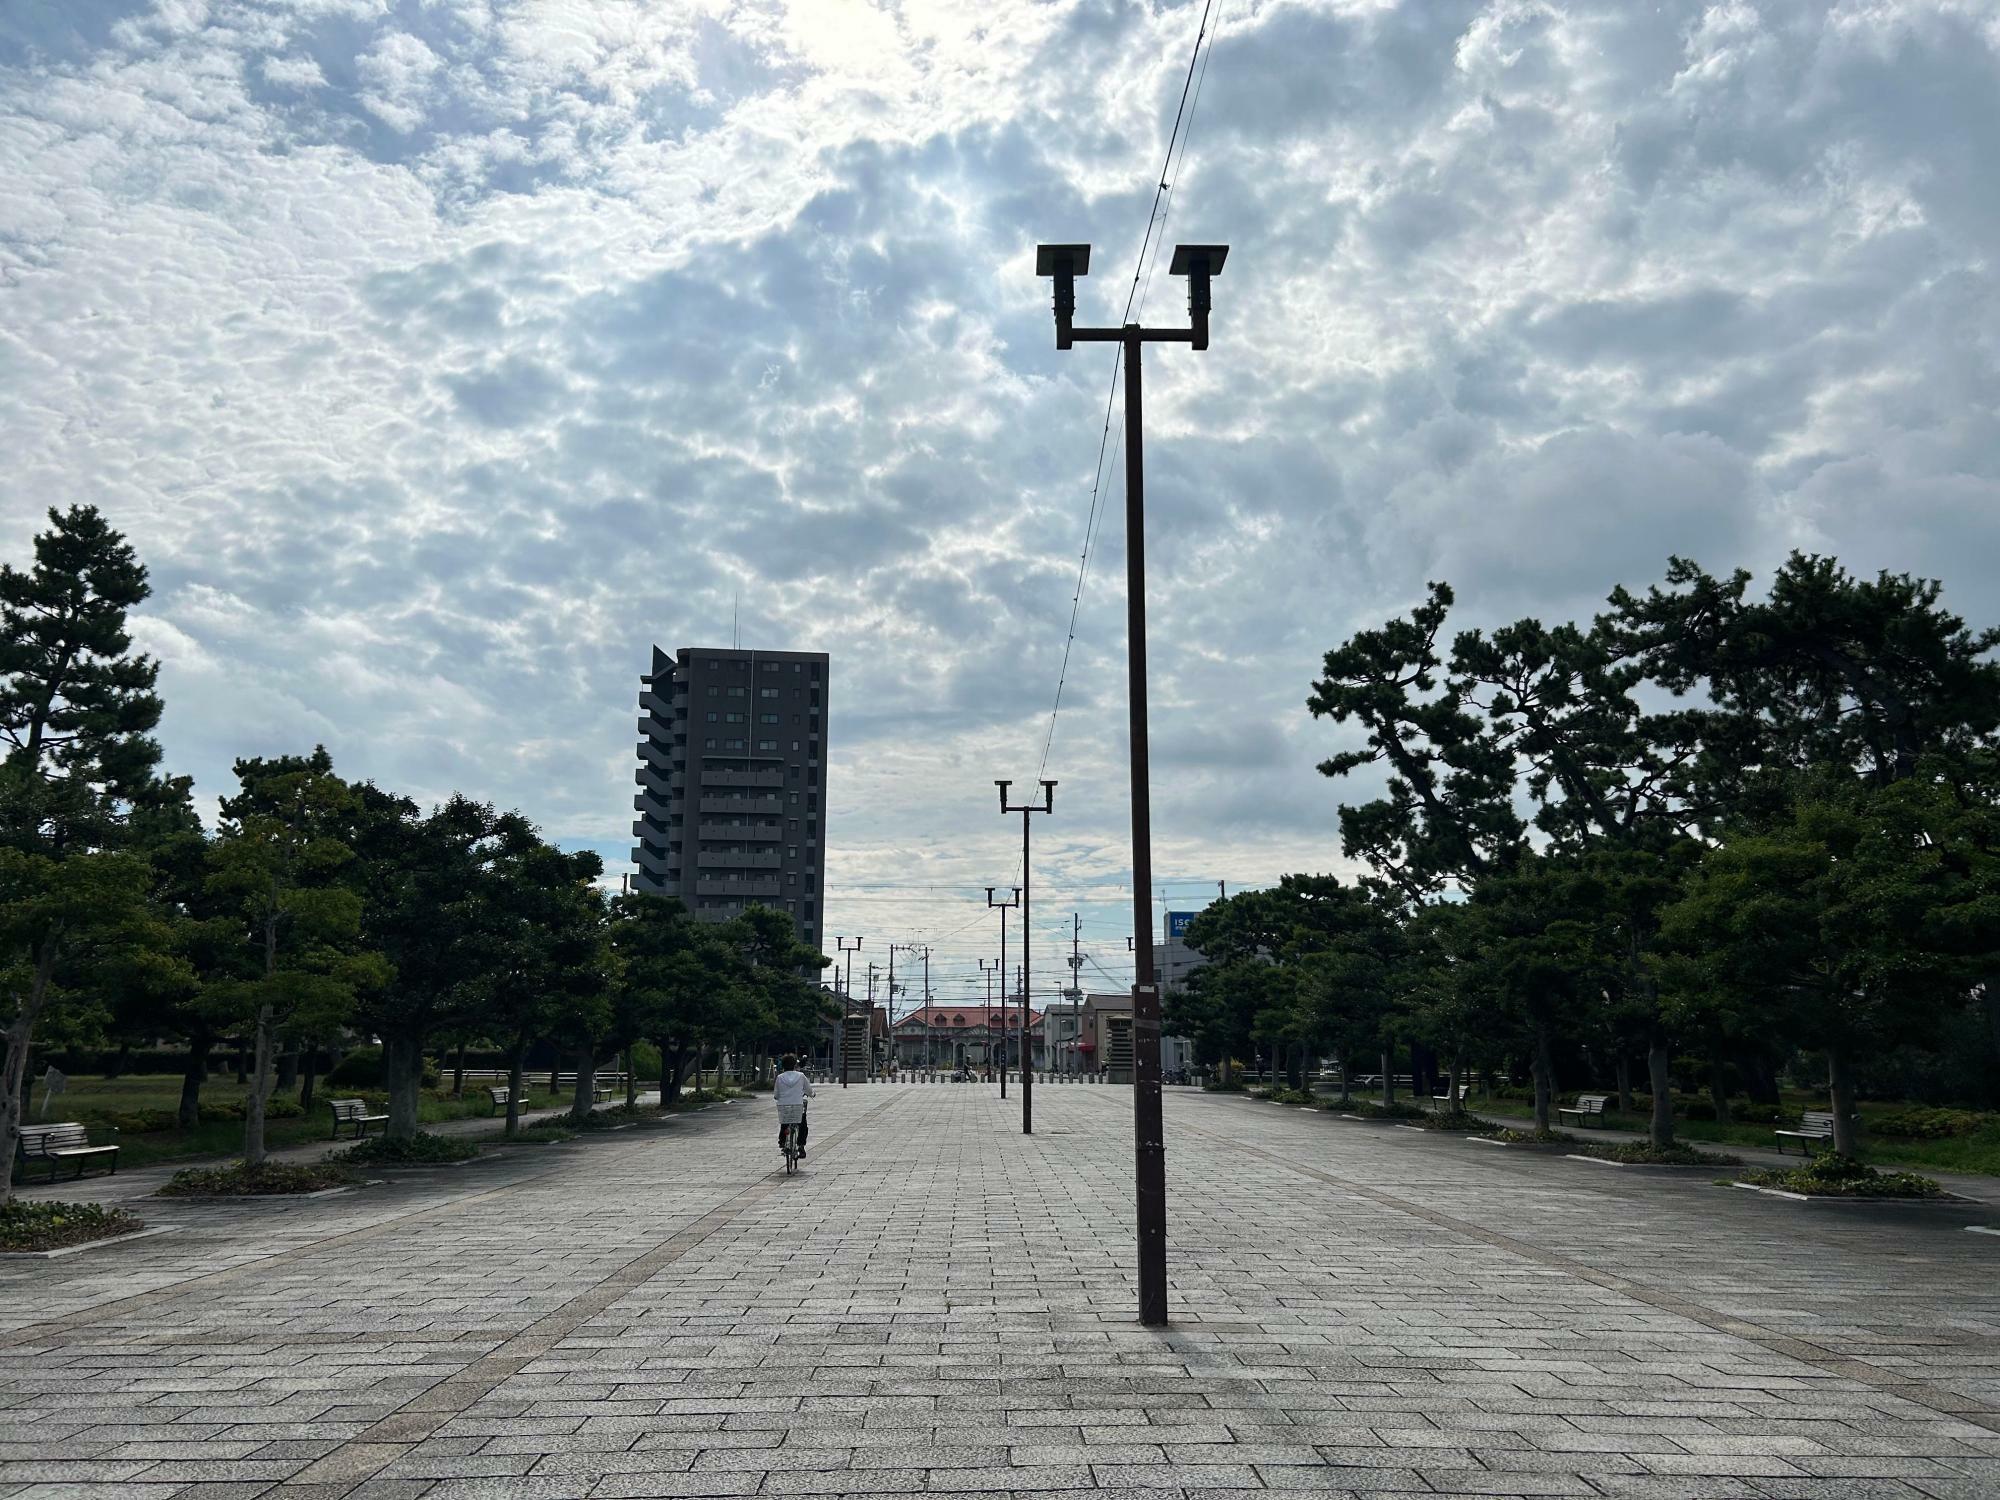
632 645 829 941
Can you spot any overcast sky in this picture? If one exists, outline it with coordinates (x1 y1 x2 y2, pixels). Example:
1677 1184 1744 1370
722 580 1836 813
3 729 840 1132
3 0 1997 1007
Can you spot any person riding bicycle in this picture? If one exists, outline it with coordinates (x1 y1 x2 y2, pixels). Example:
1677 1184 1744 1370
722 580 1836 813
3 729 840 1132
774 1054 815 1160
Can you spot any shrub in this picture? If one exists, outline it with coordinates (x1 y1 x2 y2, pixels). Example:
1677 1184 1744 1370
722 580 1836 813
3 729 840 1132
1252 1086 1320 1107
1347 1099 1428 1121
0 1199 144 1252
1869 1106 1988 1140
1737 1154 1942 1199
324 1048 441 1090
1678 1097 1717 1121
1480 1127 1576 1145
1575 1140 1741 1167
333 1131 479 1165
159 1161 359 1196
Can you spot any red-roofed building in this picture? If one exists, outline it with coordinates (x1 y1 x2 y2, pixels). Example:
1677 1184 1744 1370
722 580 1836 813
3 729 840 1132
890 1004 1044 1070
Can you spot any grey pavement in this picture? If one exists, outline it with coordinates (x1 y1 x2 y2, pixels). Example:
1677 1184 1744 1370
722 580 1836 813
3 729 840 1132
4 1083 1999 1499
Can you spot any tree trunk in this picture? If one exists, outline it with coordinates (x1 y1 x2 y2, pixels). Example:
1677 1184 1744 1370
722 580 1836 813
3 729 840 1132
1 958 53 1210
298 1042 319 1112
179 1032 210 1129
1827 1045 1859 1157
452 1041 467 1098
384 1032 423 1142
1647 1037 1676 1147
1742 1049 1782 1106
276 1048 298 1091
623 1047 637 1108
659 1041 677 1107
234 1038 249 1085
1531 1029 1555 1134
570 1047 596 1124
1336 1058 1350 1104
1380 1045 1394 1108
244 1003 273 1170
1707 1053 1733 1125
506 1047 526 1137
1614 1054 1633 1115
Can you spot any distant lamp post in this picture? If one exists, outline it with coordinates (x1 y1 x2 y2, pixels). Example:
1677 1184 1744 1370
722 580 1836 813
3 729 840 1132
835 936 863 1087
997 779 1055 1136
979 957 1001 1079
985 884 1020 1096
1036 238 1229 1327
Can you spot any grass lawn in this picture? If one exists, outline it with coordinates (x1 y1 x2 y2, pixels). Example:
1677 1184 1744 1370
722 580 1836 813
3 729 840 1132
1473 1094 2000 1176
17 1074 562 1171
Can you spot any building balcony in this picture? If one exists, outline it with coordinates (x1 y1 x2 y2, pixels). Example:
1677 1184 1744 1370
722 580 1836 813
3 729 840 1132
638 740 674 772
633 791 673 821
701 819 781 842
639 689 673 718
632 843 673 875
695 877 780 897
699 850 781 870
700 795 782 815
635 765 677 799
701 768 783 789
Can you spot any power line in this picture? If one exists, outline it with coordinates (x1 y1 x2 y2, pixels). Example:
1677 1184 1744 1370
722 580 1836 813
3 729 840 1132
1032 0 1223 787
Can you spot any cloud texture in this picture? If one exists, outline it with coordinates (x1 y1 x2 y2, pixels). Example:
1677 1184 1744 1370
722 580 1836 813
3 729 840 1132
3 0 1997 998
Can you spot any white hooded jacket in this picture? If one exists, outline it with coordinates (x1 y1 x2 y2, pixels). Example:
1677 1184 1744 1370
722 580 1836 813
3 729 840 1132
774 1068 815 1125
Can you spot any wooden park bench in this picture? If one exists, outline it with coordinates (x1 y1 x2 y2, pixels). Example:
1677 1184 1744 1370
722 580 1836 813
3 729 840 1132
1556 1094 1611 1128
485 1085 527 1116
14 1123 118 1184
1775 1110 1840 1156
329 1097 389 1140
1432 1083 1471 1108
591 1079 616 1103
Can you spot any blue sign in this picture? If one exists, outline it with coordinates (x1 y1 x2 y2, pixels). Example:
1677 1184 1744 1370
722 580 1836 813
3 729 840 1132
1166 911 1198 940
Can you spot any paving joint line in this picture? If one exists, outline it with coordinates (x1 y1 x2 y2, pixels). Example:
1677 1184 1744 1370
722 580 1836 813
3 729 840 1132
1180 1106 2000 1435
276 1090 905 1496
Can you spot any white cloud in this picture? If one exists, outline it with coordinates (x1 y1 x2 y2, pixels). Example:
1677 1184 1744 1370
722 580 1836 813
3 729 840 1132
2 0 1997 987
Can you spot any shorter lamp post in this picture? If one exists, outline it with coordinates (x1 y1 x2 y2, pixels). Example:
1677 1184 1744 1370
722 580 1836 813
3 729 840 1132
997 779 1055 1135
979 957 1001 1079
985 886 1019 1097
835 936 863 1086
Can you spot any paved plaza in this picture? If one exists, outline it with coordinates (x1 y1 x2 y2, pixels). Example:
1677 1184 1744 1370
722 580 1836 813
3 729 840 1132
4 1085 1999 1500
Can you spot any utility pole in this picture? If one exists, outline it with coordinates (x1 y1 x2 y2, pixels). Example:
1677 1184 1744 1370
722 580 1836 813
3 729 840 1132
1072 916 1088 1080
885 945 898 1075
1036 237 1229 1326
997 779 1055 1135
835 936 863 1087
866 962 881 1077
985 886 1019 1097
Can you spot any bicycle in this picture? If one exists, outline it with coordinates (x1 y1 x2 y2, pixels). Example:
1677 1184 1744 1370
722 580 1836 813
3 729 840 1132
779 1121 802 1175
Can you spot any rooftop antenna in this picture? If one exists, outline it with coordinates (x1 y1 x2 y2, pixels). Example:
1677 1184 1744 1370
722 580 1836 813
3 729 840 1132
732 589 740 649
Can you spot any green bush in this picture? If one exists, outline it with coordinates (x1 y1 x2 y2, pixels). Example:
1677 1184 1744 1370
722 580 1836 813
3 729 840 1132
159 1161 359 1196
98 1108 180 1134
333 1131 478 1165
1576 1140 1740 1166
1347 1099 1428 1121
1869 1106 1988 1140
0 1199 144 1251
1737 1153 1941 1198
1678 1096 1717 1121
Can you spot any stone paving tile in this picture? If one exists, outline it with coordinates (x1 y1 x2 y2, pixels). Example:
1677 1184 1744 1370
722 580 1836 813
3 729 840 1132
5 1085 2000 1500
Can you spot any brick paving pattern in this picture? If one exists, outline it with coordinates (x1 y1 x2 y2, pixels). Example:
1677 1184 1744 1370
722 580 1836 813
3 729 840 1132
4 1085 1998 1498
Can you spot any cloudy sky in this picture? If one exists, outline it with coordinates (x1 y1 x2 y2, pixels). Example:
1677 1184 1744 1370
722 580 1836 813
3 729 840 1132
3 0 1997 1006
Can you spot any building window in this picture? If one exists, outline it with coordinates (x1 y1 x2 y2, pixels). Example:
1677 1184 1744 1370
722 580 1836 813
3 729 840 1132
789 791 800 804
788 819 799 833
788 846 798 859
787 873 796 886
759 687 778 699
757 738 777 750
790 766 801 781
760 713 778 724
706 711 717 723
728 686 747 697
763 662 780 673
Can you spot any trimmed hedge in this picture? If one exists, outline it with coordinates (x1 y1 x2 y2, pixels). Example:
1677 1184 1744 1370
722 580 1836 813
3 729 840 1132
324 1047 441 1090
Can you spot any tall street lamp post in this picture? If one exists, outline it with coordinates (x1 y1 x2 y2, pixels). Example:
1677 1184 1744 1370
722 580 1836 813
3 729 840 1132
835 936 863 1087
997 779 1055 1136
1035 238 1228 1327
985 885 1019 1097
